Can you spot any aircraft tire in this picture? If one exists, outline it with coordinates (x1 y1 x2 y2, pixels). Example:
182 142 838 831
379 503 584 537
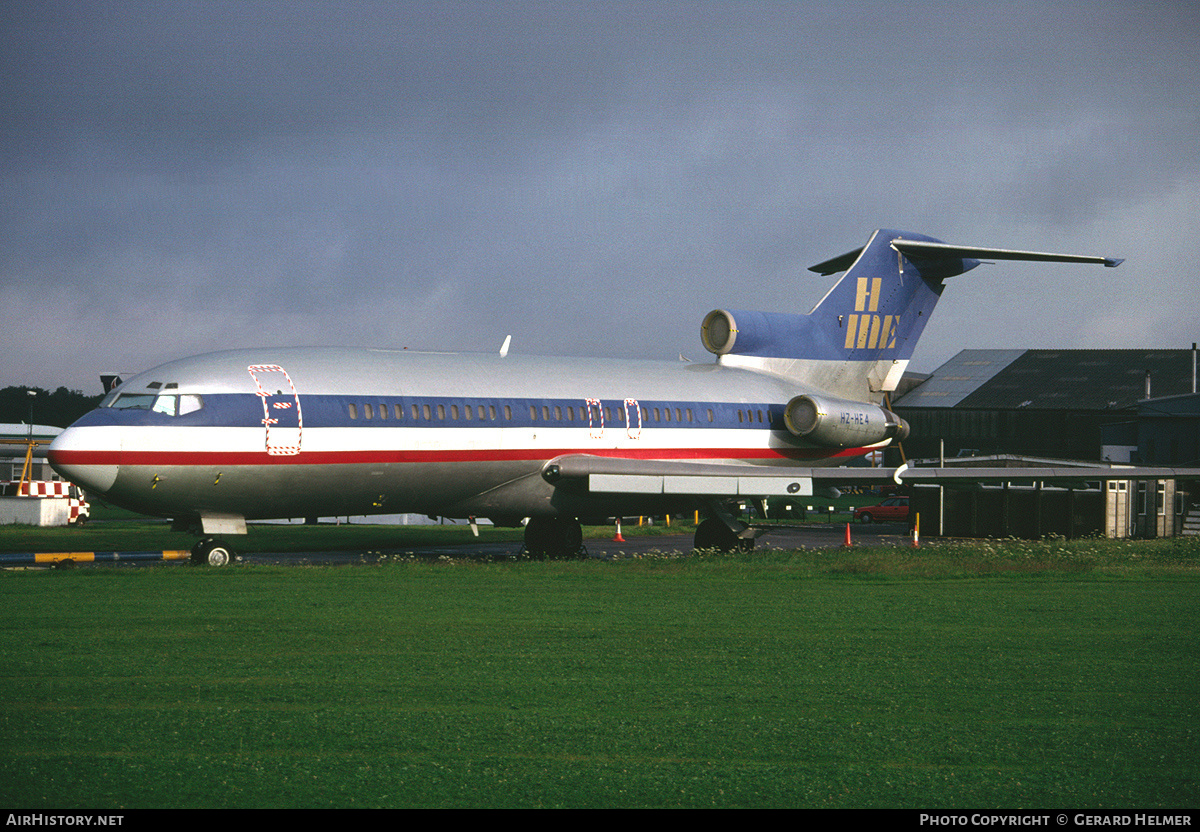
192 538 235 567
693 518 754 553
524 517 583 560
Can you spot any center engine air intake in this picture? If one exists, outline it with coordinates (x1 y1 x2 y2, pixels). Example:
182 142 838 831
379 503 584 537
783 393 910 448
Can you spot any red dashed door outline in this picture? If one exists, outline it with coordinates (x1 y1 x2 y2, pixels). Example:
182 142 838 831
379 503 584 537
247 364 303 455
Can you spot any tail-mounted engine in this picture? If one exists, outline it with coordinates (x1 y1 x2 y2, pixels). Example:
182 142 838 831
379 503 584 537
783 393 909 448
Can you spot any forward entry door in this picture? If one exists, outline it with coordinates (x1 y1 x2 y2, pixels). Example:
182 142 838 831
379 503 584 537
247 364 303 455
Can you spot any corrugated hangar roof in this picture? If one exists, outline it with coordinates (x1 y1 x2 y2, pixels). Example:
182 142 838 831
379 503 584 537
897 349 1198 411
894 350 1024 407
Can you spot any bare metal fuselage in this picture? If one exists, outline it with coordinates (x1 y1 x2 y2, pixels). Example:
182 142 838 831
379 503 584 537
48 347 865 525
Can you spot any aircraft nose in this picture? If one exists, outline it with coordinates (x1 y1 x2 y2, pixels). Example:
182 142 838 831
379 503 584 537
48 427 120 495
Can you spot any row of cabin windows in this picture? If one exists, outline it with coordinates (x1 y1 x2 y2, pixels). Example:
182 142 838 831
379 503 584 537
344 401 769 426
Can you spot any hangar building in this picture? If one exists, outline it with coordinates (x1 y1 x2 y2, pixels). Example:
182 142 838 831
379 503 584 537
891 349 1200 538
892 348 1198 462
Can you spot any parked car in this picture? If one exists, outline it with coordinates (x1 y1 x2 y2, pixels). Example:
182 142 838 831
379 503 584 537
853 496 909 524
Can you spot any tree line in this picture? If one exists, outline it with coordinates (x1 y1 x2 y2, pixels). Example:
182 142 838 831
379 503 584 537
0 386 104 429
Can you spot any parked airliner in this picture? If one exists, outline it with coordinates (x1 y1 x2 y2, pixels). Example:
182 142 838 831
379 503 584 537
49 229 1124 564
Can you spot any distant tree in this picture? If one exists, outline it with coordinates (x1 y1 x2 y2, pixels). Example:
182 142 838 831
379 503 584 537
0 386 103 428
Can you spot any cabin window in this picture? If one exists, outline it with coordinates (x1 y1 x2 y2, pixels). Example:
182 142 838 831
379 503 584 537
394 404 404 420
565 407 574 422
706 408 714 423
348 403 358 420
529 406 537 421
489 405 497 420
364 403 374 420
423 404 432 421
437 404 446 420
378 403 387 420
463 405 472 421
542 406 550 421
450 405 459 420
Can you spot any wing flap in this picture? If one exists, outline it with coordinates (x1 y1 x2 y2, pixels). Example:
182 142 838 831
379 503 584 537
544 455 1200 498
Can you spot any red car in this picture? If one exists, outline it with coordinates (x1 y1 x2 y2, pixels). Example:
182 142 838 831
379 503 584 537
853 496 910 523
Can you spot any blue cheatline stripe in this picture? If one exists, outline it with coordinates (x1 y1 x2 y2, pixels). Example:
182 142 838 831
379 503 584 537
0 550 191 566
86 393 793 431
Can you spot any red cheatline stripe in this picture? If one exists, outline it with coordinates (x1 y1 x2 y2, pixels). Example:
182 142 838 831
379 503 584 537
50 446 867 467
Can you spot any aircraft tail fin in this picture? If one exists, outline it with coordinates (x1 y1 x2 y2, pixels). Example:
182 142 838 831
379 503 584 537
701 229 1121 400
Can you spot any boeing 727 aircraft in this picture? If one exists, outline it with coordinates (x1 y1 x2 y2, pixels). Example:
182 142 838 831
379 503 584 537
49 229 1125 564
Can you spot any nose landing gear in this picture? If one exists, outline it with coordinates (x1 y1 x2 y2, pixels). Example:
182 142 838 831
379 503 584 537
191 538 236 567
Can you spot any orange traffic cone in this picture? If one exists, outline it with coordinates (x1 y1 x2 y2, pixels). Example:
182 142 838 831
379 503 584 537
614 518 625 542
843 522 852 547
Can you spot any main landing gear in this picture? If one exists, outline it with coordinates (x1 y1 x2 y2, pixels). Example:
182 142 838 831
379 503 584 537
191 537 236 567
522 517 585 560
692 518 756 553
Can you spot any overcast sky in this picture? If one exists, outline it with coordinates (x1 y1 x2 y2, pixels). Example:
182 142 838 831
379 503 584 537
3 0 1198 393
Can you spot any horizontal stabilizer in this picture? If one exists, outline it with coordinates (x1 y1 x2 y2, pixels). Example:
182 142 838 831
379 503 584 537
890 239 1124 269
807 235 1124 275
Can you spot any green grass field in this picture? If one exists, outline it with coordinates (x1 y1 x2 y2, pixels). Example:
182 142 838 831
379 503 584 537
2 537 1199 809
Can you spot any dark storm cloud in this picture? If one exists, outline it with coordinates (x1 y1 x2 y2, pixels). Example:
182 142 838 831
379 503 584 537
2 0 1198 390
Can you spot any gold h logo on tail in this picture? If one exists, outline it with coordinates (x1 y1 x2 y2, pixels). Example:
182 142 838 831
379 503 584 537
845 277 898 350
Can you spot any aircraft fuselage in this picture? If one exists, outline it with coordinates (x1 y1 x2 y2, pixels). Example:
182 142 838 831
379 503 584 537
48 347 865 526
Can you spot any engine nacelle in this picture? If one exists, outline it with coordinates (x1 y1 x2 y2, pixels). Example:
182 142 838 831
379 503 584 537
701 308 806 356
783 393 910 448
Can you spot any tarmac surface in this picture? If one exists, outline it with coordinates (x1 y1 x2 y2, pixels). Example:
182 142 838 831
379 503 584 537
235 522 913 566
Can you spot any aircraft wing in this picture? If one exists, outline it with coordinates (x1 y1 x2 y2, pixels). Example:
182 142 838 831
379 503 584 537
542 455 1200 498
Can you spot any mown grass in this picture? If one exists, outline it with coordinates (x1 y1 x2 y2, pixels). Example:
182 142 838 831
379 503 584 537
2 539 1199 809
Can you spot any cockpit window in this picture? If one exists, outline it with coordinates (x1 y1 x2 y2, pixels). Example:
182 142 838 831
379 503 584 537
104 392 204 415
109 393 157 410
